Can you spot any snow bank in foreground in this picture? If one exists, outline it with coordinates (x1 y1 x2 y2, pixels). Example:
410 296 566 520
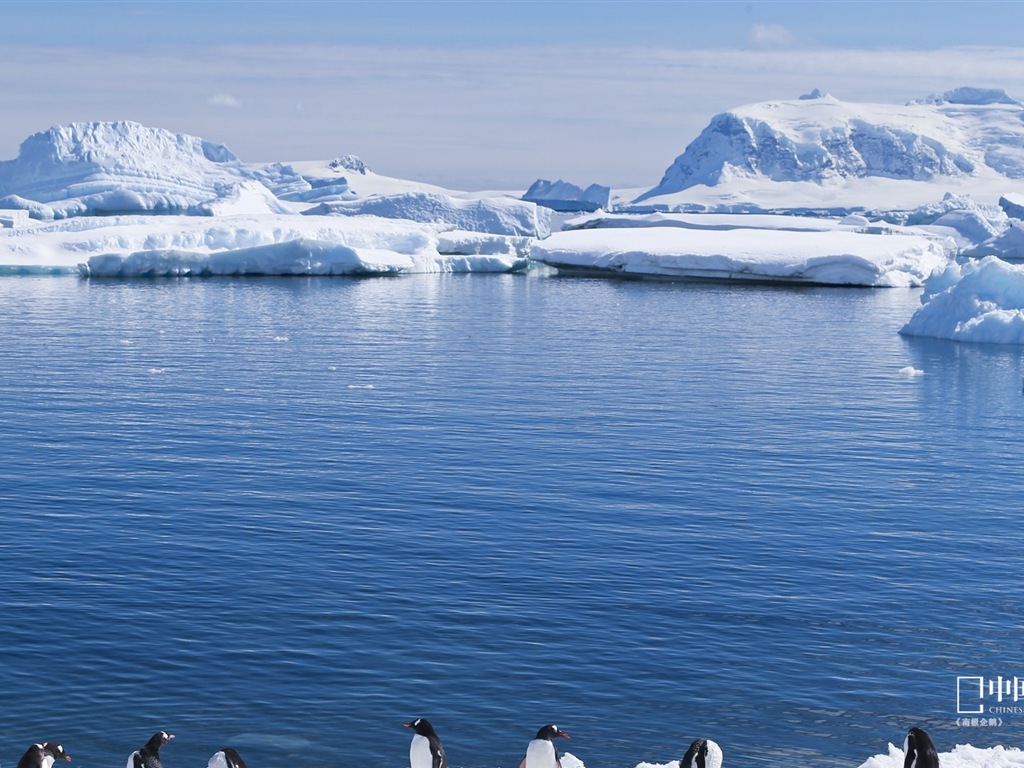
858 742 1024 768
900 256 1024 343
531 226 949 287
306 192 550 237
636 743 1024 768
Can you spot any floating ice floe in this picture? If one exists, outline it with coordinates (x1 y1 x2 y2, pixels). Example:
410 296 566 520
0 213 530 276
900 256 1024 343
530 223 951 287
80 237 528 278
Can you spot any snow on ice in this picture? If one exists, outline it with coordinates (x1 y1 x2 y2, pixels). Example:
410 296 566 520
531 221 950 287
635 743 1024 768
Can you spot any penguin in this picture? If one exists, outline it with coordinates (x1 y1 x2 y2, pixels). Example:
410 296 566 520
127 731 176 768
404 718 446 768
17 743 72 768
522 725 571 768
903 727 939 768
681 739 723 768
207 749 247 768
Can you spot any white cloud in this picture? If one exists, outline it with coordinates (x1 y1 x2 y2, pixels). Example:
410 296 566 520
4 43 1024 189
207 93 241 108
749 23 799 49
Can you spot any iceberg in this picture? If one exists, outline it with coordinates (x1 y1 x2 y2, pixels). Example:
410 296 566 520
0 121 543 275
0 212 530 275
80 237 528 278
531 221 950 287
0 121 263 218
900 256 1024 343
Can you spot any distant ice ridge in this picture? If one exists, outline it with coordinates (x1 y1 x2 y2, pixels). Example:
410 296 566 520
531 211 952 287
901 256 1024 343
305 192 550 238
523 179 611 212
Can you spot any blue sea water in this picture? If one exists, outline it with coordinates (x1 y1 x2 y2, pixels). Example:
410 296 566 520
1 273 1023 768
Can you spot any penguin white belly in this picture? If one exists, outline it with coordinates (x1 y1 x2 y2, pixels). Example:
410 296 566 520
525 740 557 768
41 757 55 768
704 742 723 768
410 734 433 768
127 752 140 768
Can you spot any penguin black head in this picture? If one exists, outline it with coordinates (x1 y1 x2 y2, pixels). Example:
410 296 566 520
144 733 175 753
903 728 939 768
682 740 723 768
404 719 441 738
44 745 72 763
535 725 571 741
18 743 73 768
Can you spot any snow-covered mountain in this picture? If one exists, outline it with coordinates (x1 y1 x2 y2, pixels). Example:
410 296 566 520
634 87 1024 213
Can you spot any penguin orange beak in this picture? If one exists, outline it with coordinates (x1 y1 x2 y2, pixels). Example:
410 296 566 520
403 722 413 729
559 732 572 739
64 757 73 762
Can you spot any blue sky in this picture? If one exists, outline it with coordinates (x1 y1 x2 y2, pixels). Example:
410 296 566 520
4 1 1024 188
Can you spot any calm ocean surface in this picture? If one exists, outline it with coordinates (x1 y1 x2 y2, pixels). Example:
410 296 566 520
1 273 1023 768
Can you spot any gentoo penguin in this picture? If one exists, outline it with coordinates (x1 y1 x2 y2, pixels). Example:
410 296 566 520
17 743 73 768
903 727 939 768
127 731 176 768
207 749 247 768
522 725 571 768
682 739 723 768
404 718 447 768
